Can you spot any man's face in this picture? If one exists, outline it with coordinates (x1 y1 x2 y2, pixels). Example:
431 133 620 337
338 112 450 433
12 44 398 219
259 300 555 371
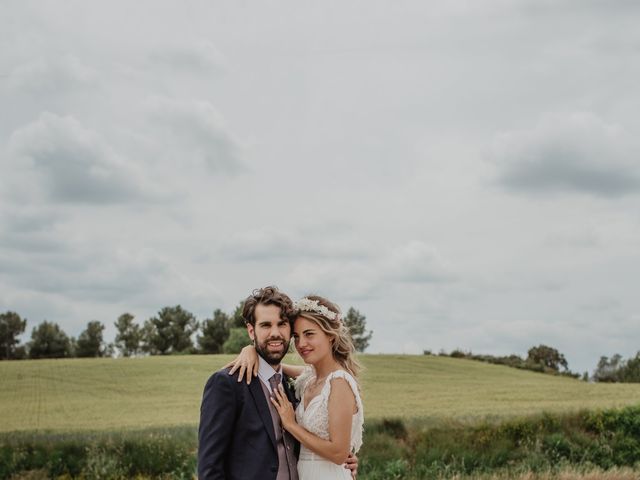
246 303 291 366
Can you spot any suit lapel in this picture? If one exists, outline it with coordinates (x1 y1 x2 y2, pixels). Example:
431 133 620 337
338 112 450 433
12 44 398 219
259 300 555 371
248 379 277 449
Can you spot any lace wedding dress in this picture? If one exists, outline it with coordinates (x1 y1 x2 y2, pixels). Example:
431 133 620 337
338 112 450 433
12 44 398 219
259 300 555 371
294 367 364 480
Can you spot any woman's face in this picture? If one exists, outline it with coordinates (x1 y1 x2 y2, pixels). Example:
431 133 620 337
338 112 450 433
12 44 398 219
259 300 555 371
293 316 332 365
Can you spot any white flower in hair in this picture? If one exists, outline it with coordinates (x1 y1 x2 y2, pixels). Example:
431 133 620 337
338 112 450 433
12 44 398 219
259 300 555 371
294 297 338 320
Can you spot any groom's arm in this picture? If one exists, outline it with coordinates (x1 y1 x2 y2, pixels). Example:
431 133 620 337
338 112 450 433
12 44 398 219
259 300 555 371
198 371 237 480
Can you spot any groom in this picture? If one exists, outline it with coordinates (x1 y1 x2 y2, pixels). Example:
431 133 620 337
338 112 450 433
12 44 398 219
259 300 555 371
197 286 357 479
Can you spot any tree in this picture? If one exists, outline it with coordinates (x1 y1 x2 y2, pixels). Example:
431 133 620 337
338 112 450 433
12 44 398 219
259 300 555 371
526 344 569 372
227 301 246 329
222 328 251 354
343 307 373 353
593 354 623 382
140 320 165 355
76 321 106 357
0 311 27 360
619 352 640 383
593 352 640 383
198 309 230 354
103 342 115 358
11 345 27 360
29 321 73 359
114 313 142 357
142 305 198 355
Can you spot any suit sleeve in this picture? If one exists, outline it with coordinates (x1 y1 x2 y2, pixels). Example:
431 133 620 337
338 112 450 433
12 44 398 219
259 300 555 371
198 371 237 480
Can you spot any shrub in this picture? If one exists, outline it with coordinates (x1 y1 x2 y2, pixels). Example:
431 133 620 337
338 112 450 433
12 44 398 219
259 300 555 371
367 418 408 440
3 406 640 479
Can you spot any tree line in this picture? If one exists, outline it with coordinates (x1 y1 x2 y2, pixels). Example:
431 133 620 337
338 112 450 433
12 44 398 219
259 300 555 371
0 305 373 360
592 353 640 383
428 344 640 383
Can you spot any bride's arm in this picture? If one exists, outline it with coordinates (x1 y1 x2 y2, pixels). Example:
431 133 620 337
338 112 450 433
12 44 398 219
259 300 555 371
282 363 305 379
225 345 305 383
271 378 356 465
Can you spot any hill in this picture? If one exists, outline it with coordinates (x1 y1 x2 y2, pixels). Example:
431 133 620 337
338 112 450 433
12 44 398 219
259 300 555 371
1 354 638 432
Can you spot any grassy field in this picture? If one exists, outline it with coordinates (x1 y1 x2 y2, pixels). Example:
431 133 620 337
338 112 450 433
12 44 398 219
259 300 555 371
1 354 639 433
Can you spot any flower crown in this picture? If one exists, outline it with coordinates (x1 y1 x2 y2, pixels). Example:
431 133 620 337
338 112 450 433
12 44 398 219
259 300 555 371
294 297 338 320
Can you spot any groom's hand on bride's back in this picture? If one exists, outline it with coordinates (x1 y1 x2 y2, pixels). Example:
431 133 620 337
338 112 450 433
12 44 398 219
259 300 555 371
344 453 358 478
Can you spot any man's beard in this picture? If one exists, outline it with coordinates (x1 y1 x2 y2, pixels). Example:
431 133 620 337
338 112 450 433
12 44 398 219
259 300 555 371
255 336 289 366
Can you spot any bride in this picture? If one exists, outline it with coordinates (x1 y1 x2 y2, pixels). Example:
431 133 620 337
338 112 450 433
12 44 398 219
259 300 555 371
229 295 364 480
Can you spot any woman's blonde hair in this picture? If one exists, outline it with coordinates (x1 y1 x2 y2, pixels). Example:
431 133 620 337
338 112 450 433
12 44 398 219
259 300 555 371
295 295 362 378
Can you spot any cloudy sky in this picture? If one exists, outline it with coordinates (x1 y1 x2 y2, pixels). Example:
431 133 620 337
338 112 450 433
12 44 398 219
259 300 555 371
2 0 639 373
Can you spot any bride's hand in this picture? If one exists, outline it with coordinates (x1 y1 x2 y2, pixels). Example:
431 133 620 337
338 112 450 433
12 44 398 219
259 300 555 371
223 344 259 384
344 453 358 478
270 384 296 430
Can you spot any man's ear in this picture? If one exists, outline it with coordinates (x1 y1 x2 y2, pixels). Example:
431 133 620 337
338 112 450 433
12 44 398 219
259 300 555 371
246 323 255 342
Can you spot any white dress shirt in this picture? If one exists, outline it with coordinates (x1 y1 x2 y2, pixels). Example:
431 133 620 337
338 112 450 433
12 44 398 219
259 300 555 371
257 355 283 394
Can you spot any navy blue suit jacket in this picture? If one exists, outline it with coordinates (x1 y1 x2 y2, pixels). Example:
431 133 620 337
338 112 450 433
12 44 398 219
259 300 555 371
198 367 299 480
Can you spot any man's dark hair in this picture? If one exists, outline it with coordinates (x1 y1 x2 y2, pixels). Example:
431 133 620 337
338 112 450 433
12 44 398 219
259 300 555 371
242 286 294 326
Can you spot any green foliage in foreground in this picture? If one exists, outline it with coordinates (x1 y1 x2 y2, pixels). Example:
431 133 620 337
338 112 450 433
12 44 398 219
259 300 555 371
2 405 639 479
0 427 196 480
359 405 640 479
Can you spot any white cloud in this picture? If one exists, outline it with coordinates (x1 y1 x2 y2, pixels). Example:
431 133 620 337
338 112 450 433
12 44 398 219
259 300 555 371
146 97 242 173
284 240 454 301
148 40 227 74
286 260 380 301
0 207 65 235
7 112 145 204
7 54 97 92
220 227 375 261
385 241 454 283
543 228 600 249
221 228 305 260
489 112 640 197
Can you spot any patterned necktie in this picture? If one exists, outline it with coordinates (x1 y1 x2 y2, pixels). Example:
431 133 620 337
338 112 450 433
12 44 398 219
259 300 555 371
269 373 282 396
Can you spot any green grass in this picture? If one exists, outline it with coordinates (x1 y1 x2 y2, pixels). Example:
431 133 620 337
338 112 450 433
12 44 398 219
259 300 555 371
0 354 639 432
